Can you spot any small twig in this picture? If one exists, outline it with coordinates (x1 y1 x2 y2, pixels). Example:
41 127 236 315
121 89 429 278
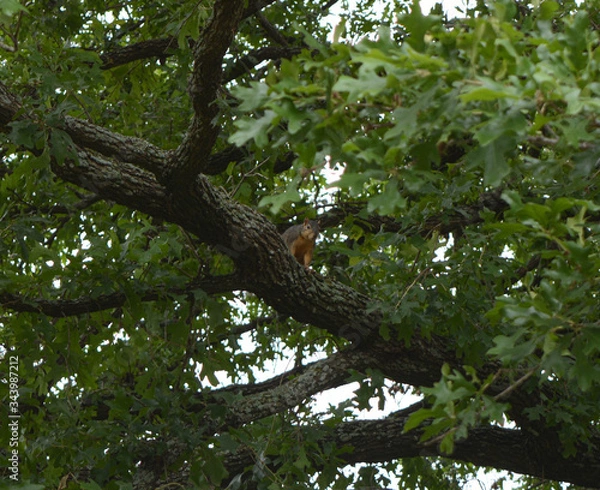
229 157 270 198
423 426 458 448
396 267 430 307
527 135 559 147
0 40 16 52
493 365 539 402
256 11 289 46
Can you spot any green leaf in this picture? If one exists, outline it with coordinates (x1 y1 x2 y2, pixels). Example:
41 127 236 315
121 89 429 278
258 181 302 214
202 448 229 485
232 82 270 111
272 99 310 134
80 481 104 490
48 129 77 165
488 329 537 363
569 358 600 392
403 407 438 433
8 120 43 149
367 180 406 215
467 135 514 187
332 73 387 101
460 86 519 102
540 0 559 20
486 221 530 239
229 111 278 147
0 0 27 22
399 0 439 52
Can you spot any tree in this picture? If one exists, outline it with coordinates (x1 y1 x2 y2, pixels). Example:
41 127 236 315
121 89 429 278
0 0 599 488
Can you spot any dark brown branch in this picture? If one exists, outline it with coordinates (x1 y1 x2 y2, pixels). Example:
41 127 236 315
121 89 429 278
97 1 281 71
203 145 247 174
100 37 178 70
102 38 301 81
154 410 600 490
163 0 246 188
321 0 342 11
63 116 167 173
223 46 302 82
242 0 279 18
0 273 243 317
320 188 509 237
0 80 22 127
256 11 291 46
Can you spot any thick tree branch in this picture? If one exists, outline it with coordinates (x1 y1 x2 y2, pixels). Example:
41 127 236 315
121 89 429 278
100 37 178 69
222 349 372 426
162 0 246 188
334 416 600 488
63 116 167 172
63 115 251 177
154 411 600 489
0 81 21 127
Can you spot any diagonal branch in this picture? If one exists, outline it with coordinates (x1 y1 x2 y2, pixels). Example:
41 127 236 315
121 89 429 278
221 349 372 426
62 115 251 178
80 346 370 428
223 46 302 82
63 116 167 172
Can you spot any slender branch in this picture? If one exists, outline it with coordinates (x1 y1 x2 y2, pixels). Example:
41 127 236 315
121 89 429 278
97 1 281 71
493 366 540 402
223 46 302 82
256 11 291 46
0 273 244 317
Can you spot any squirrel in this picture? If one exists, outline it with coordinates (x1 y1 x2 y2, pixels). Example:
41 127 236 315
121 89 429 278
281 218 320 269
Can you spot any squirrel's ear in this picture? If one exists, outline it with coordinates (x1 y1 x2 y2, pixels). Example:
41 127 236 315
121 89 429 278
303 217 309 225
